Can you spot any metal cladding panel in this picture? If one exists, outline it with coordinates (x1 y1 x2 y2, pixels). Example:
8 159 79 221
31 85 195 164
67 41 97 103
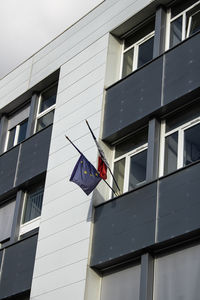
158 163 200 243
163 32 200 105
15 125 52 186
0 234 38 299
91 183 157 268
103 57 163 142
0 146 19 195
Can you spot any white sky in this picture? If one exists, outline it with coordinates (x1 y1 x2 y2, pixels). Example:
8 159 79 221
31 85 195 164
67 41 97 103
0 0 103 79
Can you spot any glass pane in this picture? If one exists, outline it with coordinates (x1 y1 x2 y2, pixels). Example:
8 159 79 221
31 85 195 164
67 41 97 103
7 127 16 150
36 110 54 132
124 18 155 49
184 123 200 166
101 264 141 300
164 132 178 175
137 36 154 68
39 85 57 113
188 11 200 36
0 200 15 242
115 128 148 158
122 48 134 78
154 244 200 300
171 0 197 18
129 149 147 190
23 187 44 223
170 17 182 48
17 120 28 144
113 158 125 194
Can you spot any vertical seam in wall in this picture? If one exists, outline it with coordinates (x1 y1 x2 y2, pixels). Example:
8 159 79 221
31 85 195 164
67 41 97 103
13 143 22 187
155 180 160 244
161 54 166 107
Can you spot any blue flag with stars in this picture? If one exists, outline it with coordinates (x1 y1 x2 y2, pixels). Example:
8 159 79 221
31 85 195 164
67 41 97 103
70 154 102 195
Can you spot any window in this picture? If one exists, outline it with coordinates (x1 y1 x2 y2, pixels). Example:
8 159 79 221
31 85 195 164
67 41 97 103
6 119 28 150
0 199 15 243
167 1 200 49
154 244 200 300
160 102 200 176
22 185 44 224
35 84 57 132
100 264 141 300
121 19 155 78
20 184 44 235
113 128 148 195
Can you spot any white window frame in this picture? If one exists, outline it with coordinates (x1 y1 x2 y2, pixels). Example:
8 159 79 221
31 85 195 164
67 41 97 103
120 31 155 78
159 116 200 177
34 84 57 133
5 119 28 151
112 143 148 196
166 0 200 50
19 187 44 235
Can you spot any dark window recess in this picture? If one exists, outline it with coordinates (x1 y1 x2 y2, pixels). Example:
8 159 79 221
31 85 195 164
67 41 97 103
23 186 44 223
129 149 147 190
137 36 154 68
17 119 28 143
7 127 16 150
184 123 200 166
170 17 182 48
39 85 57 113
7 119 28 150
36 110 54 132
164 132 178 175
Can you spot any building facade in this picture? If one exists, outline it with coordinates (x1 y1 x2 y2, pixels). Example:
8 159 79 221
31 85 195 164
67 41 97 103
0 0 200 299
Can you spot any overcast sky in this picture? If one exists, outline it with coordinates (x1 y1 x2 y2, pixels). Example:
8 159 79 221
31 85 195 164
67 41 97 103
0 0 103 79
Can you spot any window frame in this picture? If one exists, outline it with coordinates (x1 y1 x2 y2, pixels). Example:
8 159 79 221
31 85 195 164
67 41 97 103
5 118 28 151
113 142 148 195
34 83 57 133
159 116 200 177
19 185 44 235
166 0 200 50
120 30 155 78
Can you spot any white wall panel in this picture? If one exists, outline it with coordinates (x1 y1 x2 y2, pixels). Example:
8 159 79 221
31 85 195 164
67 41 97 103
33 238 90 277
49 111 101 154
39 200 91 239
37 221 90 259
31 259 87 297
55 83 103 122
31 280 85 300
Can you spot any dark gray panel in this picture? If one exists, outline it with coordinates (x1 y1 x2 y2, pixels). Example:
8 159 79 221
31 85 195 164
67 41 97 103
158 163 200 242
91 183 157 268
15 125 52 186
103 57 163 142
0 235 38 299
0 146 19 195
164 33 200 105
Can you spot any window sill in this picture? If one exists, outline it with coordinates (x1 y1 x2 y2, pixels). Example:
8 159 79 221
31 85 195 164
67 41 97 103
19 216 41 236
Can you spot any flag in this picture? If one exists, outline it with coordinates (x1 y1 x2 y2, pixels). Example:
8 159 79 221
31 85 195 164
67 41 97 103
85 120 109 180
70 154 102 195
98 156 107 180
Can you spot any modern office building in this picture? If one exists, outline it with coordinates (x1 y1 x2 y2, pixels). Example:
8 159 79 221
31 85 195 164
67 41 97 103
0 0 200 299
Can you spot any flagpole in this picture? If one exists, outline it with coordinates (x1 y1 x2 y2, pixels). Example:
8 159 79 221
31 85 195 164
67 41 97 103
65 135 82 155
85 120 121 193
102 179 119 197
65 135 119 197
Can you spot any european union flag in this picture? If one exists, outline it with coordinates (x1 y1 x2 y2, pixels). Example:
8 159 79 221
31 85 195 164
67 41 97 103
70 154 102 195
